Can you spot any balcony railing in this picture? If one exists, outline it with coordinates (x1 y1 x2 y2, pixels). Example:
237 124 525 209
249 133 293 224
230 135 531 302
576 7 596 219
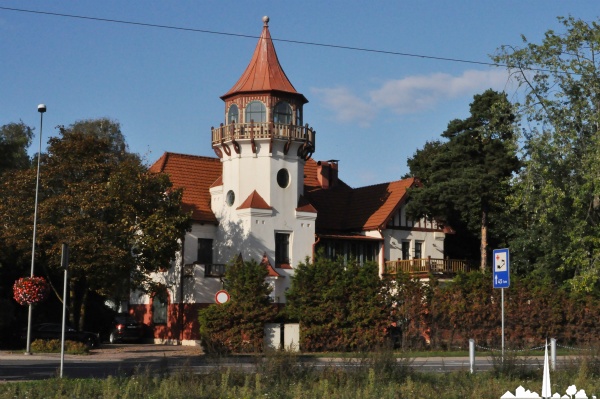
384 257 474 276
204 264 227 278
211 122 315 146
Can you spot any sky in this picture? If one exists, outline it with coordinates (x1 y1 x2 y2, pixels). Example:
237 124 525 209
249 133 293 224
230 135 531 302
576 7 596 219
1 1 598 188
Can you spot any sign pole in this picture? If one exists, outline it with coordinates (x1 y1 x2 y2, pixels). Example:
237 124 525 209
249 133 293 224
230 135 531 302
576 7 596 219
60 243 69 378
493 248 510 363
501 287 504 362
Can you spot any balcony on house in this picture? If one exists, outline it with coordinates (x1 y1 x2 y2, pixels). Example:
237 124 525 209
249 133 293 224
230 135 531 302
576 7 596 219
383 257 474 277
203 264 227 278
211 121 315 146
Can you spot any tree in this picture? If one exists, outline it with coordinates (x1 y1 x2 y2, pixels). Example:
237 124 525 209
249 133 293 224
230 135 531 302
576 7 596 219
0 121 34 173
493 16 600 292
285 256 390 351
0 118 190 329
198 258 277 353
406 89 520 271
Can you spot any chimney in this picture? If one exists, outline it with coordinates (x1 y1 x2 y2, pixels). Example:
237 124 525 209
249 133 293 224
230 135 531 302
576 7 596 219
317 160 339 189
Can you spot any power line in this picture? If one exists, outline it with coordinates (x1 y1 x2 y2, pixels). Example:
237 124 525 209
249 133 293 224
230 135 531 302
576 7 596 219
0 6 573 75
0 6 504 68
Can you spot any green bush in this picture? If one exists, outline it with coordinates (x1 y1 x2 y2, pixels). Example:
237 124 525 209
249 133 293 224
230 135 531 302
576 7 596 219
198 258 277 354
30 339 89 354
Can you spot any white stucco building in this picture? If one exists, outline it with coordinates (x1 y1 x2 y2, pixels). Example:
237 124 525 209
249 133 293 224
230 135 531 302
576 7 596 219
130 17 459 345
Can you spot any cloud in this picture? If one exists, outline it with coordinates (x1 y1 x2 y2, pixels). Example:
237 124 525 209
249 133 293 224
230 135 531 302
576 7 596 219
370 69 510 114
312 69 510 124
310 87 376 127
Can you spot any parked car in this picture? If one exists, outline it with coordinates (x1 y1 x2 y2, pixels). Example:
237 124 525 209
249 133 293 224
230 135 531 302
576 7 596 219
23 323 100 348
108 314 143 344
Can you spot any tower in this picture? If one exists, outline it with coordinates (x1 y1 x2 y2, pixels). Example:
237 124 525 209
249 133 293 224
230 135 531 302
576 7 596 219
209 17 317 302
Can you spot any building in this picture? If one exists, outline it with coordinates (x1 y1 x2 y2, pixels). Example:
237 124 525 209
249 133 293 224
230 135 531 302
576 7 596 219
130 17 460 345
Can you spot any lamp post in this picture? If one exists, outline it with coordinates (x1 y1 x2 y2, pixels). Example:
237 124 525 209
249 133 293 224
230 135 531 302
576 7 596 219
25 103 46 355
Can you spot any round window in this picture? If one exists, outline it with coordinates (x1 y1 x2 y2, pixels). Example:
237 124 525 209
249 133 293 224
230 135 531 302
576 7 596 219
226 190 235 206
277 168 290 188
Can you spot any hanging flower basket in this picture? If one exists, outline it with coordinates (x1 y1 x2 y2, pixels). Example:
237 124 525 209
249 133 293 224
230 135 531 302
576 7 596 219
13 277 50 306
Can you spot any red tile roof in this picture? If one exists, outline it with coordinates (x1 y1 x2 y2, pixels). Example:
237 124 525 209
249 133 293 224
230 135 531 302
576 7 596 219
221 18 307 103
149 152 414 234
149 152 221 224
237 190 271 210
260 253 283 277
305 170 415 232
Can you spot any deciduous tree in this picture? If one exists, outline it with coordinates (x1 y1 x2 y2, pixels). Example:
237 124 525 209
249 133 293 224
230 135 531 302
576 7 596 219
0 121 34 173
0 118 190 329
493 16 600 291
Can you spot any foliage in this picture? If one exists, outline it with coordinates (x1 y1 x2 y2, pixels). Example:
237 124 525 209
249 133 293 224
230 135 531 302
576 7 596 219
30 339 89 354
198 258 277 353
406 89 520 269
0 118 190 329
12 276 50 306
384 273 433 349
0 121 34 173
492 16 600 291
285 256 390 351
1 353 600 399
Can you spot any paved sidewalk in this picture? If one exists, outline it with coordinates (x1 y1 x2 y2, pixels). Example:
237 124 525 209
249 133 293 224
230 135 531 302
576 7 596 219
0 344 204 362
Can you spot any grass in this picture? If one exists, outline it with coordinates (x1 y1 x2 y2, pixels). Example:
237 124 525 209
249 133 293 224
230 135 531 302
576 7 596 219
2 349 600 398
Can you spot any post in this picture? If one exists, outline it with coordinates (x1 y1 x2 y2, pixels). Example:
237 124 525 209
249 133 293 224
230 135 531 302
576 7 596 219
550 338 556 371
25 104 47 355
60 243 69 378
469 339 475 374
501 288 505 362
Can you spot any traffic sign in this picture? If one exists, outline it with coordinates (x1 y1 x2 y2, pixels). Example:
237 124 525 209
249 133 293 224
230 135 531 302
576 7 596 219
215 289 230 304
493 248 510 288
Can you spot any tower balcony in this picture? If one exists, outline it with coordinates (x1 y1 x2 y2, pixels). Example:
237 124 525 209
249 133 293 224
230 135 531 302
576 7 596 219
211 122 315 148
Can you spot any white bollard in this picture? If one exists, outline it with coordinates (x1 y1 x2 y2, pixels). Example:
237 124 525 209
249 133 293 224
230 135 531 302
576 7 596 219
469 339 475 374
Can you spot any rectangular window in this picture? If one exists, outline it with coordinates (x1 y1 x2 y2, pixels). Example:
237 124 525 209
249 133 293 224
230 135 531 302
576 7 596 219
402 241 410 260
275 233 290 266
197 238 213 264
414 241 423 259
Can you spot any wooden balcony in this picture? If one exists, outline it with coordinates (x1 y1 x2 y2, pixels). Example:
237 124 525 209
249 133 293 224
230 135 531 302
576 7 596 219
383 257 474 277
211 121 315 146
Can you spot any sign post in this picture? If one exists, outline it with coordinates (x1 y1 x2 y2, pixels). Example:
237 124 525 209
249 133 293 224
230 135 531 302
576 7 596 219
60 243 69 378
493 248 510 361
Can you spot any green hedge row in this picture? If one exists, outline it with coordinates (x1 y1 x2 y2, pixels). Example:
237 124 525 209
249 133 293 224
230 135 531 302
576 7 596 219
199 256 600 352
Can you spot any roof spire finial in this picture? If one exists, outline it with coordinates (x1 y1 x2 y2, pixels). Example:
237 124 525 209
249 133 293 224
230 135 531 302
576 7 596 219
262 16 269 26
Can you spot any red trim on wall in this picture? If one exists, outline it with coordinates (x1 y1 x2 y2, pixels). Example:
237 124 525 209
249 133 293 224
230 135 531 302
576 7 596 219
130 303 211 342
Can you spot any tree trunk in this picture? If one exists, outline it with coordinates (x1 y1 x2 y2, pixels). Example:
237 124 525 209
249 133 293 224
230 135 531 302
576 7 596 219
69 279 78 327
480 208 488 272
79 288 88 331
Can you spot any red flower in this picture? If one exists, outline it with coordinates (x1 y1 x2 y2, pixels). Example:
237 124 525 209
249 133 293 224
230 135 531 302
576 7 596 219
13 277 50 306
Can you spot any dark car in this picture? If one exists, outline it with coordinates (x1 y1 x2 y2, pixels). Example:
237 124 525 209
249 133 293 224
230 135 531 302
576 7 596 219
24 323 100 348
108 314 144 344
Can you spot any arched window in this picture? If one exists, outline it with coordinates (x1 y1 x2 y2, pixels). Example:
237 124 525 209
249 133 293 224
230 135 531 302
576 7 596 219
274 102 292 124
296 107 303 126
245 101 266 123
152 290 168 324
228 104 239 124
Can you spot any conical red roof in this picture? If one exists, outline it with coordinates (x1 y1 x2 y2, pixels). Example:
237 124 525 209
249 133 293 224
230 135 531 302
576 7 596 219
221 17 305 102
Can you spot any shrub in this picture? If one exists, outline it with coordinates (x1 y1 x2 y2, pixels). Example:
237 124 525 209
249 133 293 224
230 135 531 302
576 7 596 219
30 339 89 354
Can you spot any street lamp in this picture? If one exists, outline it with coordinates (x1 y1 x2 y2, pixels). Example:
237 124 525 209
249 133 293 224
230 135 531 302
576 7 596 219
25 103 46 355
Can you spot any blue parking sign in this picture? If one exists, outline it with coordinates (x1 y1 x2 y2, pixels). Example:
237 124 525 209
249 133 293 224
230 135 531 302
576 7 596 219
493 248 510 288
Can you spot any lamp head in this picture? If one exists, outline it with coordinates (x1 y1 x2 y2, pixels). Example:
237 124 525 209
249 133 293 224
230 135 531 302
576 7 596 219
37 104 46 113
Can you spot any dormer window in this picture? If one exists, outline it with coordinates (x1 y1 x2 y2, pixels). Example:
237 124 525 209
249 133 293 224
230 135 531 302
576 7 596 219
245 101 266 123
274 102 292 124
228 104 239 124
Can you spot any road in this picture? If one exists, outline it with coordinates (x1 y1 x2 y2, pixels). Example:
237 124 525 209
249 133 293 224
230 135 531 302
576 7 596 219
0 344 567 381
